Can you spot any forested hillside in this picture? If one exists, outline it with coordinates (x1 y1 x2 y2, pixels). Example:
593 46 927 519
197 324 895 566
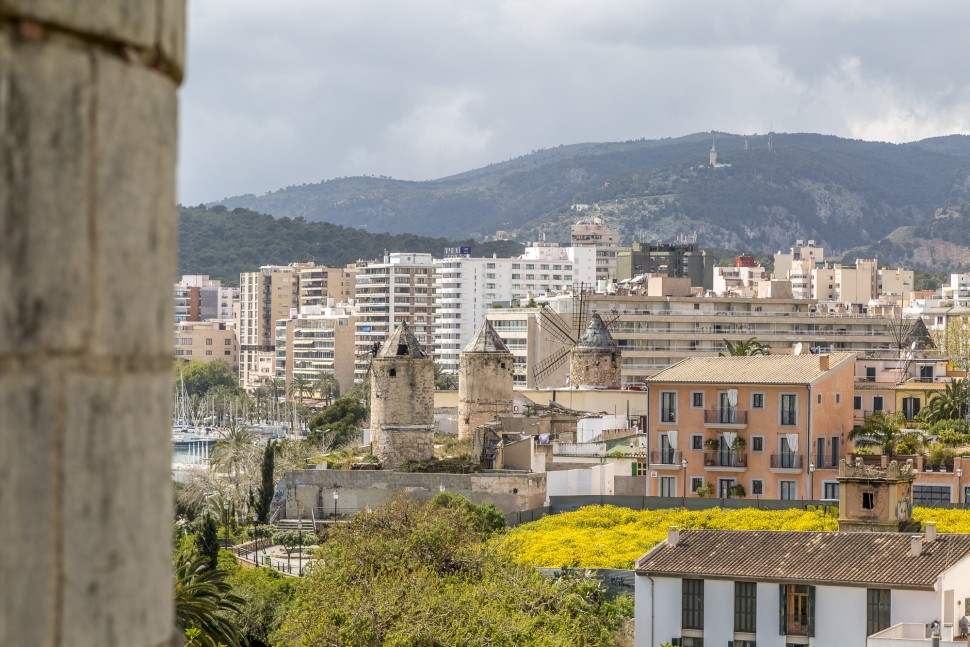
177 206 523 285
211 132 970 267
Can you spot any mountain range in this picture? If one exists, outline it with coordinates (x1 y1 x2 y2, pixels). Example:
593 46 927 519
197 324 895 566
207 132 970 271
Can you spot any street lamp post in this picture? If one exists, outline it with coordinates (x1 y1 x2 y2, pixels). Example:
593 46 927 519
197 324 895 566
298 504 303 576
809 462 816 502
681 457 688 506
332 483 342 520
223 498 229 547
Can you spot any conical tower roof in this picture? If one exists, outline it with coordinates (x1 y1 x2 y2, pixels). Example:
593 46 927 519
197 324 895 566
375 321 427 358
575 313 618 350
463 320 511 354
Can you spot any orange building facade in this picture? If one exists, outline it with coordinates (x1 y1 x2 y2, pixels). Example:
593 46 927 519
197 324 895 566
644 353 857 501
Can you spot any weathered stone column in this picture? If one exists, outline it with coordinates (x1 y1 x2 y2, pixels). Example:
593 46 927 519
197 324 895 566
0 3 184 646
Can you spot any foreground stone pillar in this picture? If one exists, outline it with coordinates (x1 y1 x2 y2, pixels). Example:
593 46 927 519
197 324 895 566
0 3 184 646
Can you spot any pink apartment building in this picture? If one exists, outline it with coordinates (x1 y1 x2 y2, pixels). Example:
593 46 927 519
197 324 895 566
643 353 857 501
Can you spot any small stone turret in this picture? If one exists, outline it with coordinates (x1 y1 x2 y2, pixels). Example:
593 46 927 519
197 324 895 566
370 322 435 468
458 320 514 440
837 459 919 532
569 313 621 389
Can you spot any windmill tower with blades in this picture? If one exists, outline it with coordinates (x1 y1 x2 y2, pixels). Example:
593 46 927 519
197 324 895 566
532 284 622 389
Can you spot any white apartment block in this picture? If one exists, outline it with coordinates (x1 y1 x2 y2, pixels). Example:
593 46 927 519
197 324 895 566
712 260 769 297
432 244 596 374
570 216 625 282
354 253 435 381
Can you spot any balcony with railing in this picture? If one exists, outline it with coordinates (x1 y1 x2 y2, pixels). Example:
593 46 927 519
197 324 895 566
703 408 748 428
770 453 804 470
703 451 748 469
650 449 685 467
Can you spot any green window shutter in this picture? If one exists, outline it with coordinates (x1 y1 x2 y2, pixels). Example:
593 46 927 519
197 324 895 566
779 583 787 635
807 585 816 637
671 639 682 647
632 461 637 476
728 642 735 647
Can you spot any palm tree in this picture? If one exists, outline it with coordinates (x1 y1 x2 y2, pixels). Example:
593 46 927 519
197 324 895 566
849 411 923 459
210 425 258 498
720 337 770 356
921 379 968 425
315 370 340 406
174 553 244 647
289 374 313 404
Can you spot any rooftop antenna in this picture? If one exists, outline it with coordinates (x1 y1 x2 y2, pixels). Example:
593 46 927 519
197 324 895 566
743 134 749 152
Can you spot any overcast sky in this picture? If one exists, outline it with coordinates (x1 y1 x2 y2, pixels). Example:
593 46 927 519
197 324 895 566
178 0 970 205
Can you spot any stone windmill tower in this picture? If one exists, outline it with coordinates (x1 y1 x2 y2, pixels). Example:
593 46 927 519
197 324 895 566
458 320 515 440
370 322 435 468
569 313 622 389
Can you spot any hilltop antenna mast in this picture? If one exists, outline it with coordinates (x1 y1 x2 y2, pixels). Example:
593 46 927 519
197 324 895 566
743 134 749 152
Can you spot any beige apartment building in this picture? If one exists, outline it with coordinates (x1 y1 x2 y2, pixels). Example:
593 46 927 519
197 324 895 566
174 320 239 371
487 293 905 388
298 263 358 310
238 263 314 390
275 305 356 398
643 353 857 501
570 216 625 282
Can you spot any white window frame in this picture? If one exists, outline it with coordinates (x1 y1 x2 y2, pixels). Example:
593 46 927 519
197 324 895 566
750 479 764 496
780 392 798 426
751 392 765 409
779 480 798 500
660 391 677 423
690 391 705 409
690 433 704 451
751 435 765 453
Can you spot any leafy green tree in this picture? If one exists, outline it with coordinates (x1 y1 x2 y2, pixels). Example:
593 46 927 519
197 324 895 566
314 370 341 407
174 552 244 647
308 396 368 450
431 491 506 535
176 359 242 399
222 563 295 646
272 496 629 646
271 530 310 572
194 513 221 574
719 337 770 356
849 411 922 459
255 441 277 524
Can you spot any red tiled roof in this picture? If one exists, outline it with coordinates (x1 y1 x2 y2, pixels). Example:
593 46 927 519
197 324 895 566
636 529 970 589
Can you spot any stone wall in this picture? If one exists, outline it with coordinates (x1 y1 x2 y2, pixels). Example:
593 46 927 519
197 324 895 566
458 352 514 439
371 426 435 470
569 348 621 389
285 469 547 517
0 4 184 645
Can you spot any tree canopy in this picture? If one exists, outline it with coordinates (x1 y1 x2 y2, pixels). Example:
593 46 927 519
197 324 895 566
308 396 368 450
272 496 628 646
176 359 242 399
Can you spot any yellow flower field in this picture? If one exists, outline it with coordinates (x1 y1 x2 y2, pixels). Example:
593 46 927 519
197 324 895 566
497 505 970 569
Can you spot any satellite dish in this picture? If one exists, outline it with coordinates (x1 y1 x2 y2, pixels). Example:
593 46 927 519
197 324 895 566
911 340 917 351
793 343 803 356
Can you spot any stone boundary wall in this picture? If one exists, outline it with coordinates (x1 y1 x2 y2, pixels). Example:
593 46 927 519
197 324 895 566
285 469 548 517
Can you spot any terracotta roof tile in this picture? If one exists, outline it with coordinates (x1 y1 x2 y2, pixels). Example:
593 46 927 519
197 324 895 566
644 352 855 385
636 529 970 589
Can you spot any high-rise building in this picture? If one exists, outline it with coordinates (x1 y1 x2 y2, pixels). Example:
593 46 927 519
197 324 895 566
238 263 314 390
174 320 239 371
174 275 238 322
275 303 356 399
354 253 436 381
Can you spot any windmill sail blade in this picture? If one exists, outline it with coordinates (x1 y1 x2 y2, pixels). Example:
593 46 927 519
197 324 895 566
602 307 621 329
534 348 570 386
538 305 577 345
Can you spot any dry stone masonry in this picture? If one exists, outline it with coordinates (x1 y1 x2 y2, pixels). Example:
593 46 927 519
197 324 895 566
569 313 622 389
458 320 514 440
370 322 435 468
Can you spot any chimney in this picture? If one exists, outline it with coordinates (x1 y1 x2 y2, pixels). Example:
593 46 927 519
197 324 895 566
819 354 830 371
668 526 680 547
926 521 937 543
910 534 923 557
